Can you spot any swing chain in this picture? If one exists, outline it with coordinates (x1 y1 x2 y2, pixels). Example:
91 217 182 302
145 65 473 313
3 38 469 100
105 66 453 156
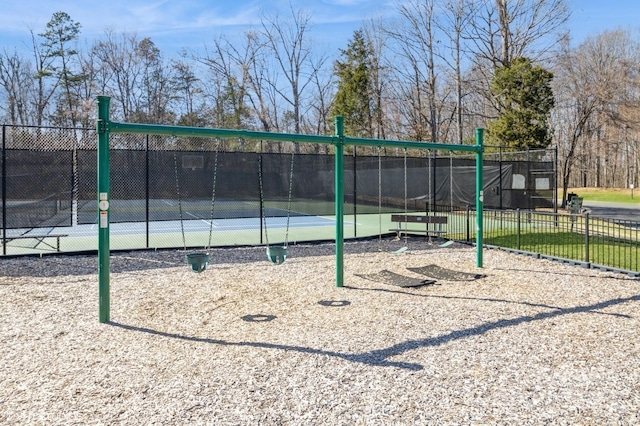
207 139 220 250
377 146 382 250
403 147 408 245
173 145 187 250
258 152 269 247
174 138 219 254
258 143 295 264
283 150 295 247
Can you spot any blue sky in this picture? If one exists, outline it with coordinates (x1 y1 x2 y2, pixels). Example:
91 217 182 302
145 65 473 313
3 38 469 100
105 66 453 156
0 0 388 55
0 0 638 56
567 0 639 42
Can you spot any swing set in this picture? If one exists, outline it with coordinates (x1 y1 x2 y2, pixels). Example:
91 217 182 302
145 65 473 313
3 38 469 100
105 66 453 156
96 95 485 323
174 138 220 272
174 137 295 271
258 149 296 265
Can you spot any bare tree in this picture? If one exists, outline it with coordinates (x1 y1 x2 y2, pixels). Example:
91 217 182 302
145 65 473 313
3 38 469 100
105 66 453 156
73 44 101 129
0 50 34 125
199 34 252 130
463 0 569 127
307 64 334 140
171 52 205 126
91 32 175 124
260 7 324 140
364 19 390 140
92 29 142 121
469 0 569 68
134 38 174 124
387 0 441 142
553 30 640 203
29 28 60 127
436 0 477 144
242 30 279 132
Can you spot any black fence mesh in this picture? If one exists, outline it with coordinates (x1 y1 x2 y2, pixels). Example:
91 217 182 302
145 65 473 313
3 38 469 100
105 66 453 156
1 127 75 229
1 125 556 254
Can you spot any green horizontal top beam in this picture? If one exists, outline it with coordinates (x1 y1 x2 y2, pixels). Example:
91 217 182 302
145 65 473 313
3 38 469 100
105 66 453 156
344 135 482 152
106 120 482 153
108 121 336 145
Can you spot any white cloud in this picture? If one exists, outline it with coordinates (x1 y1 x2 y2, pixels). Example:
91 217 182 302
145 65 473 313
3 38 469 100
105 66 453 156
0 0 384 54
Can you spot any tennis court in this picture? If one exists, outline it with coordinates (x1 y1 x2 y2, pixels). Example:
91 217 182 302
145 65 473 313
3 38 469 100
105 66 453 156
1 211 364 255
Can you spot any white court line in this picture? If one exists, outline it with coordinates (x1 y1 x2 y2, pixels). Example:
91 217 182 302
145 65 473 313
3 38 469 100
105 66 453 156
61 216 351 237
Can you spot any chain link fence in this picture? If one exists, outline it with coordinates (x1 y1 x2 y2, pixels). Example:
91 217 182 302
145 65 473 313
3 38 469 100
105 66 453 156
1 124 556 255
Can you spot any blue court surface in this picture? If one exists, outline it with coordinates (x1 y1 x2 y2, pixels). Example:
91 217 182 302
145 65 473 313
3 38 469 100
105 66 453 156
2 213 367 254
67 215 341 237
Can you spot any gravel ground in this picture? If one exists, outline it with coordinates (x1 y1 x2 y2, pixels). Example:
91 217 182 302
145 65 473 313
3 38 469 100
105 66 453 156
1 238 639 425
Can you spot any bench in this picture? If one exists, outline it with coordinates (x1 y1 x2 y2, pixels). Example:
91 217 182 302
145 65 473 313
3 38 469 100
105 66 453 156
3 233 68 251
390 214 448 238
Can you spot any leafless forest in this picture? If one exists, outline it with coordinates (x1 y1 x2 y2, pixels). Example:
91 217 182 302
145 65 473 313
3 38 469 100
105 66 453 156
1 0 639 192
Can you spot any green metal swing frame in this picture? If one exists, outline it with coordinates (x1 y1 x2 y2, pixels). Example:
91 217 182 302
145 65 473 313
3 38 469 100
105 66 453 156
96 95 485 323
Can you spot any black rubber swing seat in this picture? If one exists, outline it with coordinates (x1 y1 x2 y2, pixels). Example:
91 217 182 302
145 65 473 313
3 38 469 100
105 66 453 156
266 246 287 265
186 252 210 273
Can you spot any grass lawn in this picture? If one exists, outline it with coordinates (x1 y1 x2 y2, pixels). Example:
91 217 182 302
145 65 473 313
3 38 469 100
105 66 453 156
566 187 640 204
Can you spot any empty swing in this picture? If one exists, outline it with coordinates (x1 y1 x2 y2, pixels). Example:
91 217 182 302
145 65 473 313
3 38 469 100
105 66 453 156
258 147 295 265
174 139 220 273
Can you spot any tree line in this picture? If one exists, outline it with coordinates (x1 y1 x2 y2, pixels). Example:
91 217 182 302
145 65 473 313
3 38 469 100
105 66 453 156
0 0 639 201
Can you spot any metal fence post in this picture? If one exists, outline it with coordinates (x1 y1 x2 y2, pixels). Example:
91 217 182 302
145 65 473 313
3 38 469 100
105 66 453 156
466 205 470 242
258 145 264 245
517 208 521 250
475 128 484 267
145 134 150 248
353 148 357 238
499 146 503 210
2 125 5 256
335 116 344 288
584 212 590 263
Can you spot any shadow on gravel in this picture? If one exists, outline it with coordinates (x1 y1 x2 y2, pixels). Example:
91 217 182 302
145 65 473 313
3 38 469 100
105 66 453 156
109 294 640 371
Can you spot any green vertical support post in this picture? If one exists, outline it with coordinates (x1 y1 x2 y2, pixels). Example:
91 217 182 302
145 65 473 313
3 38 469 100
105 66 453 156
334 116 345 287
475 128 484 268
2 125 6 256
97 96 111 323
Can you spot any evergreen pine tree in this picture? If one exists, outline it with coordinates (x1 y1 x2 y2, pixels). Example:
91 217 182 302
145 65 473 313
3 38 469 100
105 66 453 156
488 57 554 149
332 29 374 137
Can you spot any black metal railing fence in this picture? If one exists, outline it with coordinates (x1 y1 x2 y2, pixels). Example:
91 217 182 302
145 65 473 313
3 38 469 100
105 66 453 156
454 208 640 275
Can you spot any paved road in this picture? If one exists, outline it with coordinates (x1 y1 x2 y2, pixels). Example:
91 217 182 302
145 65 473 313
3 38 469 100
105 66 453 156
581 200 640 221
